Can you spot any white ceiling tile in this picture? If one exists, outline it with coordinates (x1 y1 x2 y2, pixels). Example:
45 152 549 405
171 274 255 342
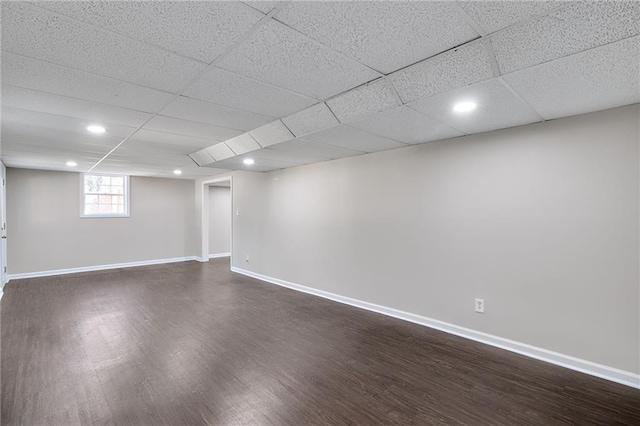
2 106 136 139
111 145 191 165
409 79 541 134
1 52 173 114
144 116 243 141
305 125 406 153
249 120 295 148
274 1 479 74
491 1 640 74
389 41 494 104
269 138 363 159
129 129 217 150
217 20 380 100
161 96 274 131
246 148 328 165
502 36 640 120
225 133 261 156
458 1 563 35
183 67 316 118
1 85 152 128
33 1 263 63
1 2 206 92
348 106 463 145
326 79 402 124
210 155 296 173
189 150 216 167
121 139 198 156
243 1 279 15
205 143 236 162
281 103 340 138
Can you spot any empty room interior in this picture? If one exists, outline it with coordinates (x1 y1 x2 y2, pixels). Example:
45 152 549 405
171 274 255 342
1 0 640 424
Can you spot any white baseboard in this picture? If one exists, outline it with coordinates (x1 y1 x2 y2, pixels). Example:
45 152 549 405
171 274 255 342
209 252 231 259
8 256 199 281
231 266 640 390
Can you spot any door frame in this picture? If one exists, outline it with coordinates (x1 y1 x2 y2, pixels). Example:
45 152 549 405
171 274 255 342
200 175 233 264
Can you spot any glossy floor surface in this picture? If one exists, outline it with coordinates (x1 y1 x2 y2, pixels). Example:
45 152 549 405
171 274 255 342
2 259 639 425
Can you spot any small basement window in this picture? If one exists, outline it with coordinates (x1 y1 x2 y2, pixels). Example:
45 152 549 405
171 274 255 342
81 174 129 217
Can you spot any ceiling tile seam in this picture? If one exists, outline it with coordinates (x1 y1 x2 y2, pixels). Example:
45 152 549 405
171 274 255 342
323 101 344 125
379 35 484 77
483 39 501 79
268 16 385 78
451 2 486 36
0 83 164 117
203 66 321 102
277 119 298 144
128 127 224 144
24 3 209 65
0 50 178 98
403 104 469 136
480 1 575 39
88 5 281 172
152 114 247 134
385 76 406 108
340 123 411 147
170 94 277 120
499 32 640 81
496 77 546 122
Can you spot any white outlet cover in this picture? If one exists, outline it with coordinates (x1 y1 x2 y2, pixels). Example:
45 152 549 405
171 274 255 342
475 298 485 314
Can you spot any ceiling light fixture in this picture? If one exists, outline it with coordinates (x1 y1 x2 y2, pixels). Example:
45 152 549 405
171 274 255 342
66 161 77 167
87 125 106 134
243 158 255 165
453 101 477 113
173 169 182 175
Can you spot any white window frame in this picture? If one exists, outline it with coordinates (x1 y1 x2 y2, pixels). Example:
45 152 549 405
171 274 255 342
80 173 130 218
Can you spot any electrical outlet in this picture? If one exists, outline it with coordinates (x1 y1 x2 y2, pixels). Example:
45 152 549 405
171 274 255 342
475 298 485 314
246 255 250 262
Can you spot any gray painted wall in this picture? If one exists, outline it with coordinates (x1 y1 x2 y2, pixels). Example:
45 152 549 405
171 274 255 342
208 186 231 255
231 104 640 373
7 169 197 273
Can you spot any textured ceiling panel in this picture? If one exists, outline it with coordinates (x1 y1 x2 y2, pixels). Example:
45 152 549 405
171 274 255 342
503 36 640 120
246 148 328 165
1 121 121 154
326 79 402 124
409 79 541 134
1 85 152 128
269 138 364 160
217 20 380 100
205 142 236 162
183 67 316 118
2 106 136 139
275 1 478 74
491 1 640 74
161 96 273 131
282 103 340 137
34 1 263 63
348 106 463 145
389 41 494 104
189 150 215 167
249 120 295 148
458 1 563 35
225 133 261 156
155 164 229 179
122 139 200 155
143 116 243 141
1 52 173 113
305 125 406 153
130 129 217 150
0 2 206 92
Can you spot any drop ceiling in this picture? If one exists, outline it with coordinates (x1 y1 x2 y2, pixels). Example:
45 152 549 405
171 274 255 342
1 1 638 179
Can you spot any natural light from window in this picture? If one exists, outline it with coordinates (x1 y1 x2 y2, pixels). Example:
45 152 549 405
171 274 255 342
81 174 129 217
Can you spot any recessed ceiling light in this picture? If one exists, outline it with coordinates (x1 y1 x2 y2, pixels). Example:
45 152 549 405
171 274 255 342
243 158 255 165
66 161 77 167
173 169 182 175
87 125 106 134
453 101 477 113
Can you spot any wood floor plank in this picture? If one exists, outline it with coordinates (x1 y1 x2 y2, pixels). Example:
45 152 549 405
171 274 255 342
2 259 639 425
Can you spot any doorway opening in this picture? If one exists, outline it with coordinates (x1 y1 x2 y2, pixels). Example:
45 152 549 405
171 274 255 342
200 176 232 264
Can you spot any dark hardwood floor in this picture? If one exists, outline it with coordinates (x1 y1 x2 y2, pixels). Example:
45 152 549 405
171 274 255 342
1 259 639 425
